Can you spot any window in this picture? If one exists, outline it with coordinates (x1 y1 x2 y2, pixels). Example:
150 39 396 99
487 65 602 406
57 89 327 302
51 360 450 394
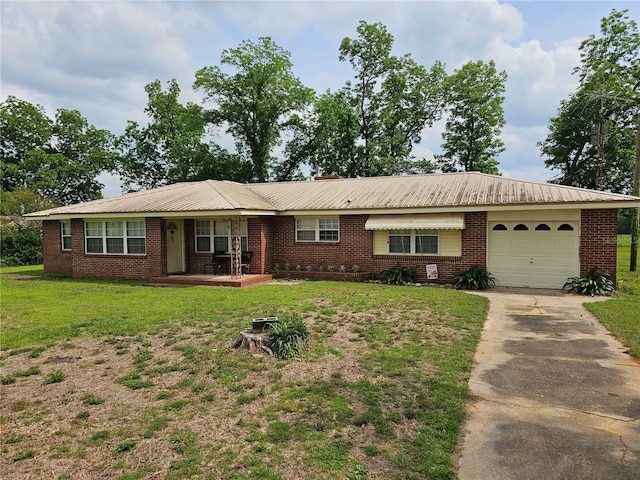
389 229 411 253
85 220 146 255
535 223 551 231
492 224 507 231
61 221 71 250
296 217 339 242
558 223 574 231
389 229 438 255
195 219 247 252
415 230 438 254
514 224 529 231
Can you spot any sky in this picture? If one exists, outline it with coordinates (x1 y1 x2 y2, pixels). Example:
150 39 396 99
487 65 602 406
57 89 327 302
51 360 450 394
2 0 638 198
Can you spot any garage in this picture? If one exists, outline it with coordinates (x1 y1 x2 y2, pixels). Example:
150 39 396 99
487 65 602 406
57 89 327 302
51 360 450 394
487 211 580 289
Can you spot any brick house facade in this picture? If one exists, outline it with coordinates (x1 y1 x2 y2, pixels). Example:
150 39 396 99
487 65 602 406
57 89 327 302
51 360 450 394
40 208 620 286
29 174 639 288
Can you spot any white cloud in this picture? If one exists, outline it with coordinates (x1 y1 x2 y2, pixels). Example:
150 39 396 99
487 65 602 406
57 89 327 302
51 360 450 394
1 1 201 133
1 0 625 191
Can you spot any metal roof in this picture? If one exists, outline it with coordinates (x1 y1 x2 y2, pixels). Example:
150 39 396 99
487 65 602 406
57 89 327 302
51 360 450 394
26 180 276 218
25 172 640 219
247 172 640 211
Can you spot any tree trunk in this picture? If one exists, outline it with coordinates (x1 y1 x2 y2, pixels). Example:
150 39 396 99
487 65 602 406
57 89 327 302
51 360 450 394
630 114 639 272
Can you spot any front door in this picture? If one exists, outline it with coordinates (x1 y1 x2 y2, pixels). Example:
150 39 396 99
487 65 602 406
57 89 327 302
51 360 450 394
166 219 184 274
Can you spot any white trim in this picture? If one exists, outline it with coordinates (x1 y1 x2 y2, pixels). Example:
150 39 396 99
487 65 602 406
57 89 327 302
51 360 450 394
295 217 340 242
60 221 71 251
194 219 248 253
365 213 464 230
84 220 146 255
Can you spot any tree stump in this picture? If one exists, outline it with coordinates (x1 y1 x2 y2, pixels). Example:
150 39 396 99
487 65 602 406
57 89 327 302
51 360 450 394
232 329 273 355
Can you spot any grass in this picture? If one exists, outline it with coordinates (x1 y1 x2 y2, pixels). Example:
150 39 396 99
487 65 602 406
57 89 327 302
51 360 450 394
585 235 640 358
1 240 638 476
0 265 488 479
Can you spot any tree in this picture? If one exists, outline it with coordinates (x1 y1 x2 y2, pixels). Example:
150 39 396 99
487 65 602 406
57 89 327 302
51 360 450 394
437 60 507 174
540 9 639 193
117 79 251 191
0 96 114 205
194 37 314 183
0 187 57 216
1 96 53 192
305 21 448 177
285 90 360 178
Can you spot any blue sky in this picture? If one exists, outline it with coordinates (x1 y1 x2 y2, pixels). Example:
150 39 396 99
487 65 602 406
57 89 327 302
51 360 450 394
2 0 638 197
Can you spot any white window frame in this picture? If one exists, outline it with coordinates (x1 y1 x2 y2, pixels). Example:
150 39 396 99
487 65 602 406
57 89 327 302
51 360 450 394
195 219 247 253
61 221 71 251
388 229 439 255
295 217 339 242
84 220 146 255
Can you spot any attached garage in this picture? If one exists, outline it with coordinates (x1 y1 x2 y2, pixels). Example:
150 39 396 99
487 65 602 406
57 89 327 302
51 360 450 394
488 210 580 288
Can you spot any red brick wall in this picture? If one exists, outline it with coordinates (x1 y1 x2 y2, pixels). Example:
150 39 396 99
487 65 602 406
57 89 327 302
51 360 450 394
67 218 164 280
272 215 373 273
42 220 72 275
270 212 487 283
254 217 274 274
580 209 618 282
45 209 621 285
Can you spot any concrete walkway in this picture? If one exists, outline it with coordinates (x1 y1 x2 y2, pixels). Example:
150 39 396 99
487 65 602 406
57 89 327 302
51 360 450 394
456 288 640 480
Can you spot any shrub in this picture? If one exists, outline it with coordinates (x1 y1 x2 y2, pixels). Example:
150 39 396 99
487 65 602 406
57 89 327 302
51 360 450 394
0 223 43 266
382 263 416 285
266 314 310 359
563 268 615 296
451 265 496 290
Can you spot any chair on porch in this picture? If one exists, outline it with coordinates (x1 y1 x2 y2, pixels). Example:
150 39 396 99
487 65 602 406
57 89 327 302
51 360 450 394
204 251 228 275
241 251 253 274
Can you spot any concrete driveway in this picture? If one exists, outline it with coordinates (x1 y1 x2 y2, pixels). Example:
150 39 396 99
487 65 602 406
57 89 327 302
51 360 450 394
456 288 640 480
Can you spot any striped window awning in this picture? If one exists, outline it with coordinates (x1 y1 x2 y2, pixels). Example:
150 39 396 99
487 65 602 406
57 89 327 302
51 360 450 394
365 214 465 230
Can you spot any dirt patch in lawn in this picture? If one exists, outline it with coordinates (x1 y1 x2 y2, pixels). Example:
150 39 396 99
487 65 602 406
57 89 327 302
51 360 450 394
1 302 479 479
0 323 369 479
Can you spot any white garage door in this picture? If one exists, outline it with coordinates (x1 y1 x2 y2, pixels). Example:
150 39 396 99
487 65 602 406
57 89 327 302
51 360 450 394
488 215 579 289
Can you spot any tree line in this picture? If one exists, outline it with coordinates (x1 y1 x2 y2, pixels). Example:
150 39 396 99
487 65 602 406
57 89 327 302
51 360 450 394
1 10 638 214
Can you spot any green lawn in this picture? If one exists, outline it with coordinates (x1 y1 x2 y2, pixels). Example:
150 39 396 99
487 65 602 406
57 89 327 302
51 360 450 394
585 235 640 358
2 241 637 479
0 267 488 479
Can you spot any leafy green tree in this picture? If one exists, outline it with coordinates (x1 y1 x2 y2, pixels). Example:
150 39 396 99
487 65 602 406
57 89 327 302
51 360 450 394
437 60 507 174
1 96 114 205
117 79 252 191
1 96 53 192
194 37 314 182
540 9 639 193
285 90 360 178
305 21 447 177
0 187 58 216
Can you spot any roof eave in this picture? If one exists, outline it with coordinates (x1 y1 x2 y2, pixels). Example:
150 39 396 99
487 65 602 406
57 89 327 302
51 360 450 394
277 200 640 216
24 209 278 221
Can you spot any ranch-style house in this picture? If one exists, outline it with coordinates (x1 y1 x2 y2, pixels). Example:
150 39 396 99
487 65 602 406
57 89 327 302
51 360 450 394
26 172 640 289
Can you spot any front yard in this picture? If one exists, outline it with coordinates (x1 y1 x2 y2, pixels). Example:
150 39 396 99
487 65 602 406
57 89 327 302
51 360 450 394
0 269 488 480
2 234 638 480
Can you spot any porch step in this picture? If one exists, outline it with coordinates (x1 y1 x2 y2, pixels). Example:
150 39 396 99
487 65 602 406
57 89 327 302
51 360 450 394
148 274 273 288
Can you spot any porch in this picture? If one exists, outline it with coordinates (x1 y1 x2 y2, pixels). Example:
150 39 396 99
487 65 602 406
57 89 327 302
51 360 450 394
149 273 273 288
